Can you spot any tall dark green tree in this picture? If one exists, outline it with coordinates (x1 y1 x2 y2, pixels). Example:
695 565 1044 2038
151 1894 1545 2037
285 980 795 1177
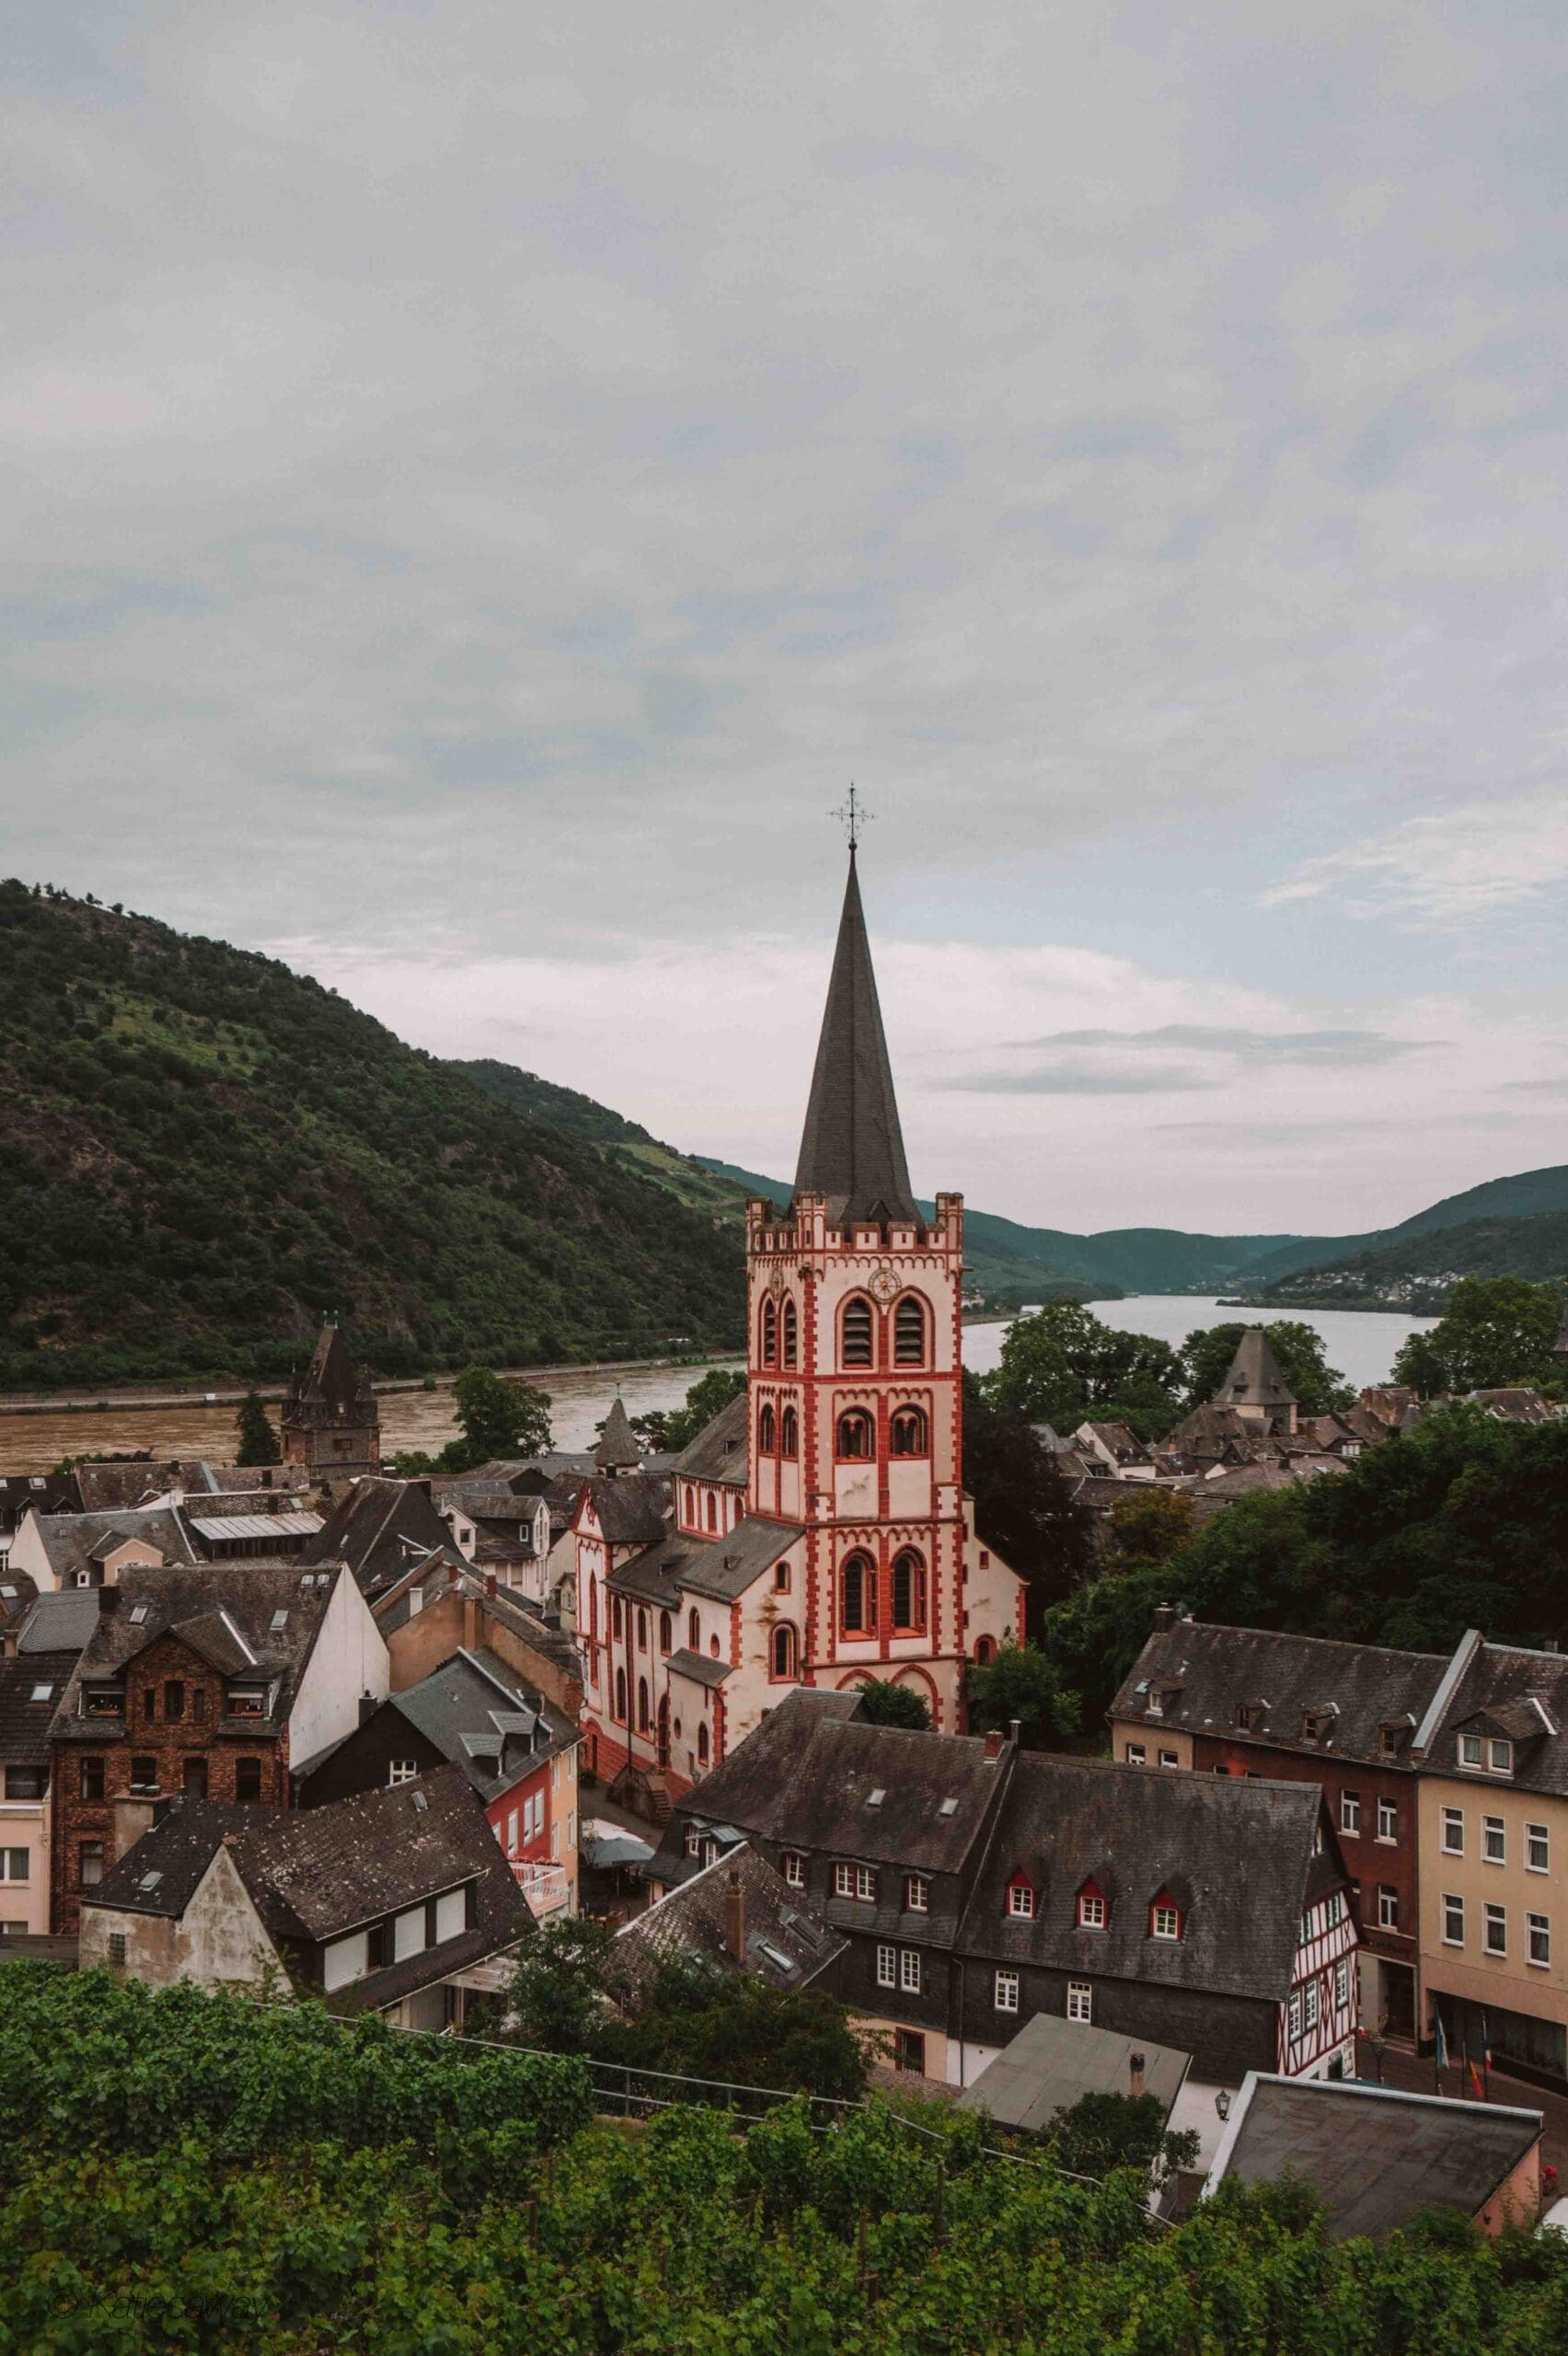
660 1366 746 1453
962 1373 1095 1630
964 1642 1082 1750
1391 1276 1565 1395
444 1367 553 1469
985 1303 1182 1438
854 1679 932 1730
234 1389 281 1465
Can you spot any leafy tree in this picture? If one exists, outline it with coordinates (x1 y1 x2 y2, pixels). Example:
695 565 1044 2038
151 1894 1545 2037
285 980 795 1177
1179 1319 1353 1415
502 1915 623 2057
444 1365 553 1469
964 1642 1081 1750
1046 2088 1200 2180
855 1679 932 1730
662 1365 746 1453
1106 1484 1195 1566
1391 1276 1566 1395
234 1388 281 1465
986 1302 1182 1439
962 1373 1095 1630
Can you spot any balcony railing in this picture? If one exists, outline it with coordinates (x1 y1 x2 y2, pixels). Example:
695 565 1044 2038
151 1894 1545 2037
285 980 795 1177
511 1857 570 1917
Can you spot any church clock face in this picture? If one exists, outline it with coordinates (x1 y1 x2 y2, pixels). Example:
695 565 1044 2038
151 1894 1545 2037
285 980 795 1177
868 1265 900 1304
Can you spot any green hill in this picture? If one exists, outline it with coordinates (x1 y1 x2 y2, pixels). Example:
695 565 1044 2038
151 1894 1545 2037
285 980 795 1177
1249 1208 1568 1311
0 884 744 1389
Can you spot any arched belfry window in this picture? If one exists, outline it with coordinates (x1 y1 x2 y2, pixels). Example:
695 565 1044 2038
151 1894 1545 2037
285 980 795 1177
782 1299 799 1368
841 1296 873 1369
891 1550 926 1633
780 1406 799 1459
771 1623 798 1680
687 1607 700 1650
890 1406 928 1457
894 1295 928 1366
758 1403 777 1452
760 1297 778 1368
836 1410 874 1461
841 1552 877 1634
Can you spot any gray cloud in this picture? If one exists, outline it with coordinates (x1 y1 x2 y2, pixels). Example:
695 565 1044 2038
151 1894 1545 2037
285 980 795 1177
943 1068 1218 1096
1012 1025 1442 1068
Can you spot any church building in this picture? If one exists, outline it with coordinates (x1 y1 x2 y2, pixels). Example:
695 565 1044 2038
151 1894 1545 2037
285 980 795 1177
574 851 1024 1802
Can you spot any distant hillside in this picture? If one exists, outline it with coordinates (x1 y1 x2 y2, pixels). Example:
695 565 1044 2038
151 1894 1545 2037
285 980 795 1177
693 1158 1315 1299
1247 1208 1568 1312
0 885 744 1390
454 1059 750 1226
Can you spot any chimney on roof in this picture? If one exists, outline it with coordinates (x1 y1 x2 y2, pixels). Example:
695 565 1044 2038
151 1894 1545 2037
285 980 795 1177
462 1593 478 1652
358 1692 378 1726
1009 1719 1021 1748
1129 2052 1146 2101
725 1866 746 1962
984 1727 1005 1761
1154 1603 1176 1632
98 1588 121 1616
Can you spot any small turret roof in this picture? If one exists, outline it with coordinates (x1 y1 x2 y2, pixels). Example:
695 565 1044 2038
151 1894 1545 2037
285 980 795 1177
594 1396 641 1471
792 852 917 1227
1213 1327 1297 1412
294 1322 368 1410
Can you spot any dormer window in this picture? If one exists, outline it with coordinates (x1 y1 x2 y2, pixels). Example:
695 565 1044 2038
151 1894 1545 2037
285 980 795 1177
1076 1881 1107 1931
1302 1706 1335 1743
1459 1734 1482 1768
1235 1702 1263 1733
1148 1889 1182 1942
228 1685 266 1717
1005 1873 1036 1920
1491 1738 1514 1774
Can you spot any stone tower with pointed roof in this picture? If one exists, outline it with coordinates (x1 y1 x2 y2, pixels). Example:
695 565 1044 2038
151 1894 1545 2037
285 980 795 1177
595 1395 642 1477
732 848 1001 1731
1213 1326 1298 1436
280 1322 381 1478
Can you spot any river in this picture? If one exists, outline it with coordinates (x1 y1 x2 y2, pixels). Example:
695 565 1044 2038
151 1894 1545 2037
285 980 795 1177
0 1296 1435 1475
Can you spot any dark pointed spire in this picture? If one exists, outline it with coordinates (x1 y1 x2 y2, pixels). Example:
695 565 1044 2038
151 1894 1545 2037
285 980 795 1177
793 851 917 1227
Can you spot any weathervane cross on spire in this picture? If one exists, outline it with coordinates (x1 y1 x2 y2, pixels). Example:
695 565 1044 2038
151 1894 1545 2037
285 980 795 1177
830 784 874 852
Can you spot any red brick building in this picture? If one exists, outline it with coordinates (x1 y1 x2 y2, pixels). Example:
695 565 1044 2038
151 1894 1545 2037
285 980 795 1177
1111 1614 1452 2042
48 1562 386 1934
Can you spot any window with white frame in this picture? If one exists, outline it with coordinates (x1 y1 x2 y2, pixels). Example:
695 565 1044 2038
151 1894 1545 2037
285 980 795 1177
1304 1980 1320 2032
1124 1743 1147 1765
1158 1749 1179 1768
1377 1797 1397 1842
1378 1885 1398 1930
1441 1807 1464 1854
1326 1891 1344 1928
1007 1880 1035 1919
1491 1738 1514 1774
1483 1816 1506 1865
685 1823 700 1857
1458 1734 1482 1768
1529 1913 1551 1968
1340 1790 1360 1836
1150 1901 1180 1941
995 1969 1020 2014
1334 1957 1350 2010
781 1851 805 1888
835 1863 877 1901
876 1944 896 1989
506 1808 519 1854
1484 1903 1507 1957
1077 1888 1106 1930
387 1761 419 1785
905 1874 929 1913
1528 1823 1550 1875
1066 1981 1092 2024
899 1948 920 1994
1287 1992 1301 2039
1442 1892 1465 1946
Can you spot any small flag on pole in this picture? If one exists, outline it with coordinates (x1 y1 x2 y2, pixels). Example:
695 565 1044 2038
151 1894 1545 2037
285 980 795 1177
1434 2008 1448 2080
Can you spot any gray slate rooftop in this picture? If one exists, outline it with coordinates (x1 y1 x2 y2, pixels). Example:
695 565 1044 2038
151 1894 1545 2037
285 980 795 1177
959 2012 1190 2135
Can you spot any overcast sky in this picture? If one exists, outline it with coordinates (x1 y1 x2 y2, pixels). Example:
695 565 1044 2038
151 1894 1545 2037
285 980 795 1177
6 3 1568 1236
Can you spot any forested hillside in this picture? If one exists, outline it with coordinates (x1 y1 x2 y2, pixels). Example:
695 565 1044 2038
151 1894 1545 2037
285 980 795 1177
1251 1209 1568 1311
0 884 743 1389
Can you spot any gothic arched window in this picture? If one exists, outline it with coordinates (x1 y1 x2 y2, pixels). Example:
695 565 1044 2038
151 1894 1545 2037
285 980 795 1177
615 1667 628 1723
974 1634 996 1667
612 1596 623 1639
891 1550 926 1633
890 1406 928 1457
697 1722 709 1767
836 1410 874 1460
761 1297 778 1368
688 1607 700 1651
782 1298 799 1368
758 1403 777 1453
705 1491 718 1532
771 1623 798 1680
841 1296 874 1369
588 1575 598 1641
636 1607 648 1651
840 1551 876 1634
780 1406 799 1459
894 1294 928 1366
659 1610 672 1654
637 1676 651 1733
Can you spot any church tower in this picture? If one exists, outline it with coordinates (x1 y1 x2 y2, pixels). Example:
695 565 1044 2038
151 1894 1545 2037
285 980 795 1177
746 847 973 1727
280 1321 381 1479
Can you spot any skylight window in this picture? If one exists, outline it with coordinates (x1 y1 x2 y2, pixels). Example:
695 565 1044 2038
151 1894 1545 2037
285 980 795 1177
29 1682 52 1702
129 1604 150 1624
270 1611 289 1632
867 1787 886 1807
138 1870 163 1891
939 1797 958 1818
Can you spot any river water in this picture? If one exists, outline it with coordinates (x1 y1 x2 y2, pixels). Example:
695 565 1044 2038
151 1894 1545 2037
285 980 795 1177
0 1297 1435 1475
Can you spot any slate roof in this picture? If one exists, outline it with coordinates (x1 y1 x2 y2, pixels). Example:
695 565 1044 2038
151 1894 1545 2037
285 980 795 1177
594 1397 642 1471
0 1571 40 1634
75 1461 213 1513
660 1694 1009 1879
792 851 918 1226
227 1763 529 2009
0 1652 79 1766
959 1756 1337 2005
1207 2074 1541 2239
0 1472 80 1523
1212 1328 1297 1414
50 1564 340 1741
85 1799 253 1919
11 1589 101 1656
670 1391 749 1484
576 1472 671 1547
958 2012 1191 2135
27 1507 200 1585
1424 1641 1568 1797
1111 1622 1449 1766
665 1646 731 1690
380 1646 576 1800
289 1322 374 1415
1467 1388 1561 1425
613 1514 803 1607
304 1478 454 1597
616 1842 846 1998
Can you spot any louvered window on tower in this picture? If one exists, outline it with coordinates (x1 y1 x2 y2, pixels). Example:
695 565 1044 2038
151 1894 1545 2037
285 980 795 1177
782 1299 799 1367
842 1297 873 1367
894 1296 927 1365
761 1299 778 1367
